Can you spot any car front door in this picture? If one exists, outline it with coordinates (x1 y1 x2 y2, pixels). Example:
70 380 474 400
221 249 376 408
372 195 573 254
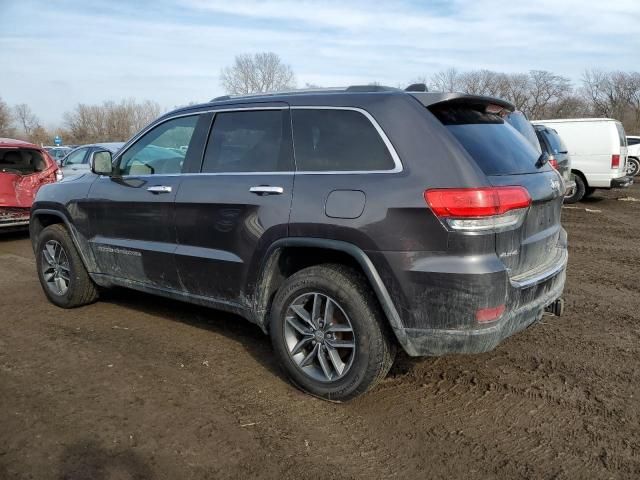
174 105 294 308
86 113 212 291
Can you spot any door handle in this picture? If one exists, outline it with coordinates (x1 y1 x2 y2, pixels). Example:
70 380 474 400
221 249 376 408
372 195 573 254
147 185 172 194
249 186 284 195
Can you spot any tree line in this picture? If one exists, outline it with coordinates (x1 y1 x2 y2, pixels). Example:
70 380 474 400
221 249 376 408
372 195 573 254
0 98 161 146
1 52 639 146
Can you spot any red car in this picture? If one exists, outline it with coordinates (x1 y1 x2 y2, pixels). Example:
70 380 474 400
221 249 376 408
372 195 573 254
0 138 61 230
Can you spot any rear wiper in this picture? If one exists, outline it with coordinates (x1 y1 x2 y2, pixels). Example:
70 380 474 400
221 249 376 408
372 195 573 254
536 152 550 168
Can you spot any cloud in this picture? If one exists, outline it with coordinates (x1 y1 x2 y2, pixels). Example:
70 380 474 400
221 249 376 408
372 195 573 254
0 0 638 125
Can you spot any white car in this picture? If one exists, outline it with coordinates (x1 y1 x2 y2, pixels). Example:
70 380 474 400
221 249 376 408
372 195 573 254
532 118 632 202
626 136 640 177
61 142 125 178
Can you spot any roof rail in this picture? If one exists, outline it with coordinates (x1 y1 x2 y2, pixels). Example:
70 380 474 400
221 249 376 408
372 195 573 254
345 85 399 92
209 85 401 102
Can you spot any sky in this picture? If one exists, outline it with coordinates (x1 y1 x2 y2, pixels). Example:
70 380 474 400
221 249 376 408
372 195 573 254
1 0 639 127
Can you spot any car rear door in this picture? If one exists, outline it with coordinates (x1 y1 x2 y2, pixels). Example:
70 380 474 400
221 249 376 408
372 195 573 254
86 113 211 290
174 104 294 306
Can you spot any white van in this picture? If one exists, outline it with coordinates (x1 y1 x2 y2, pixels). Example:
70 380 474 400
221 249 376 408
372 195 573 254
533 118 632 202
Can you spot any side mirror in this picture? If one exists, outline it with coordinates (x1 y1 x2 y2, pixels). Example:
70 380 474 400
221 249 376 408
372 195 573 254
91 151 113 175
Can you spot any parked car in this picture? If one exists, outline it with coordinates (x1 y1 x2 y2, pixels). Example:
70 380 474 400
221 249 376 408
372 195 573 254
533 125 576 202
1 138 61 230
61 143 125 177
45 146 73 165
626 135 640 177
504 111 575 200
30 87 567 400
533 118 632 202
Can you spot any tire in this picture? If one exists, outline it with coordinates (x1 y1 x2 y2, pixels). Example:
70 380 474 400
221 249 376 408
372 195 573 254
583 187 596 199
269 264 396 401
628 157 640 177
36 223 98 308
564 173 586 204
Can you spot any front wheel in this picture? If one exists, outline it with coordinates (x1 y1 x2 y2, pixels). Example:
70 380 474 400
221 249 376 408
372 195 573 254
269 264 396 401
627 157 640 177
36 224 99 308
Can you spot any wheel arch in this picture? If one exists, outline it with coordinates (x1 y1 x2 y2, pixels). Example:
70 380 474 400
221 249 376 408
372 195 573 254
30 209 98 272
252 238 407 346
571 168 588 187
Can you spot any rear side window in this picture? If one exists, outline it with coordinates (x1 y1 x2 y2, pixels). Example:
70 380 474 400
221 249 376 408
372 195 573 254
628 137 640 146
504 111 542 155
542 128 568 154
292 109 395 172
430 105 541 175
202 110 292 173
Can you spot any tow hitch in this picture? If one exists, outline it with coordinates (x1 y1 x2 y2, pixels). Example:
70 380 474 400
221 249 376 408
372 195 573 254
544 298 565 317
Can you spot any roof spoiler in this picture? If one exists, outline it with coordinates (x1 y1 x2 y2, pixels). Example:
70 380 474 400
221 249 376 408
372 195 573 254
409 92 515 112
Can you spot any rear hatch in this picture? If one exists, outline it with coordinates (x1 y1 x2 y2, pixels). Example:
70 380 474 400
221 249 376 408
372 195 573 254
428 100 565 279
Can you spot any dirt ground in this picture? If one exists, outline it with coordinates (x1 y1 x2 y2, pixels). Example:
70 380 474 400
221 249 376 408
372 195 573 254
1 185 639 480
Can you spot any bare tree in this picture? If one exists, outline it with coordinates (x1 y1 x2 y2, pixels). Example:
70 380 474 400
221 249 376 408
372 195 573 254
64 99 162 144
581 69 640 132
430 68 461 92
220 52 296 95
0 97 15 137
13 104 41 138
523 70 572 119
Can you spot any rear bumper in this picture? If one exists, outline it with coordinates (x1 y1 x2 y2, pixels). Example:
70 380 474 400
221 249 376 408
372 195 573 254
397 263 566 356
373 231 569 357
0 208 30 230
611 175 633 189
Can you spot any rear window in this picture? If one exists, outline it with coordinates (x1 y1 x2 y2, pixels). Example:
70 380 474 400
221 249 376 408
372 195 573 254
0 148 48 174
540 128 568 154
291 109 395 172
430 105 541 175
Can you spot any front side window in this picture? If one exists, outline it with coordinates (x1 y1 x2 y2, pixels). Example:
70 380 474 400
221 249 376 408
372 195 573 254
64 148 89 165
202 109 292 173
118 115 199 176
291 109 395 172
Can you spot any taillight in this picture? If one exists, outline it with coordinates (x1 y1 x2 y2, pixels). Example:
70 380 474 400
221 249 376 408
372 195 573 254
611 154 620 169
476 304 506 323
424 186 531 232
548 157 558 170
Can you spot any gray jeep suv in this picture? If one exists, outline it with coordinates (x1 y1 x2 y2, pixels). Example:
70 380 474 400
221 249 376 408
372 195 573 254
30 86 567 400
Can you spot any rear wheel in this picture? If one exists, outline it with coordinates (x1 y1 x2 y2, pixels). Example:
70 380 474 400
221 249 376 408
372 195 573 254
564 174 586 204
627 157 640 177
36 224 98 308
269 264 396 401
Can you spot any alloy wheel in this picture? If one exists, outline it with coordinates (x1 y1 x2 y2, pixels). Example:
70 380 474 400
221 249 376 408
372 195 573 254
41 240 71 296
283 292 356 382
